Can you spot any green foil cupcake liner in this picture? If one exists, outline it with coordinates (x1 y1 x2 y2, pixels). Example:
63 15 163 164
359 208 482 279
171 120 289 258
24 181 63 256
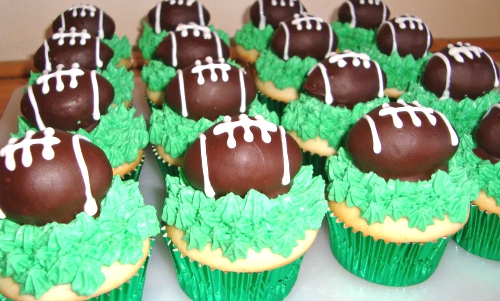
258 92 287 120
163 230 304 301
326 211 451 286
152 145 180 180
454 205 500 260
302 150 328 181
121 152 146 182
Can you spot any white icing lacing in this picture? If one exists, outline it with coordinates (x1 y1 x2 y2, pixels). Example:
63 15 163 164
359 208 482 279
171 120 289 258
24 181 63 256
360 0 382 5
328 51 372 68
168 0 196 6
349 0 384 28
447 43 499 87
36 63 84 94
259 0 303 29
291 13 324 31
176 23 212 38
69 4 97 17
191 57 230 85
199 133 216 198
395 14 425 30
0 128 60 171
213 115 277 149
52 27 91 46
71 134 98 216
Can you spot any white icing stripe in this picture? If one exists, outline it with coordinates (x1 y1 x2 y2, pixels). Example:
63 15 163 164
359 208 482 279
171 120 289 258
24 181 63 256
37 64 84 94
258 0 266 29
382 4 388 24
155 3 162 34
178 69 188 117
386 21 397 54
434 52 452 99
484 51 499 88
90 70 100 121
317 63 334 104
60 13 66 30
299 2 304 13
327 22 334 57
98 9 104 39
197 2 205 26
279 126 290 185
347 1 356 28
27 86 46 130
0 208 5 219
43 40 51 72
433 110 459 146
374 61 384 97
213 31 224 62
363 115 381 154
424 24 431 57
72 135 98 216
199 133 215 198
238 68 247 113
484 103 500 119
281 22 290 60
95 38 103 68
171 32 178 67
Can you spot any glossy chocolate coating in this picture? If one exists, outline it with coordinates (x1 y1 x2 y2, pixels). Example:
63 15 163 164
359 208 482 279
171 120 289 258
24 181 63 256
147 1 210 32
377 15 432 59
474 104 500 164
156 27 230 69
347 101 458 181
338 0 390 29
0 129 112 226
183 115 303 198
52 5 115 39
33 31 114 72
250 0 306 29
422 43 500 101
271 13 338 61
165 60 257 121
304 52 387 108
20 67 114 132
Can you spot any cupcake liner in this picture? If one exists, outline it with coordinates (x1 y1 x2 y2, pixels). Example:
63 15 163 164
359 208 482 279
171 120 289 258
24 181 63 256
258 92 287 120
121 152 146 182
326 211 451 286
302 150 328 181
146 94 162 113
163 230 303 301
152 145 180 180
454 205 500 260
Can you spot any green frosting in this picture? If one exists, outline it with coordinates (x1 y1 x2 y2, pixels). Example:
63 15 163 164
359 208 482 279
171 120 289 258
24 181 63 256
326 148 476 231
234 22 275 52
141 60 177 92
400 83 500 137
281 93 389 150
149 99 279 159
0 177 159 298
101 34 132 67
451 135 500 205
363 43 431 91
331 21 377 53
255 49 318 91
162 166 326 262
99 65 135 107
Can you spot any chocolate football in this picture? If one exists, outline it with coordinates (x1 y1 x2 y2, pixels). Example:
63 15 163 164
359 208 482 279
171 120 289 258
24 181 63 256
474 103 500 164
347 100 459 181
183 114 303 198
271 13 338 61
148 0 210 34
422 42 500 101
156 23 230 69
377 14 432 59
20 64 114 132
249 0 307 29
338 0 390 29
52 4 115 39
164 58 257 121
0 128 113 226
304 51 386 108
34 28 114 72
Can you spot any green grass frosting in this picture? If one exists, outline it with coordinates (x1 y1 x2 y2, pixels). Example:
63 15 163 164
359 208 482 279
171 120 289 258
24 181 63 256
234 22 274 52
331 21 377 53
101 34 132 66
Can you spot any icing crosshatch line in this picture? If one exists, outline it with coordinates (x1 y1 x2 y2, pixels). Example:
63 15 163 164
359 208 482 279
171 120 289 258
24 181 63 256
257 0 305 29
154 0 205 34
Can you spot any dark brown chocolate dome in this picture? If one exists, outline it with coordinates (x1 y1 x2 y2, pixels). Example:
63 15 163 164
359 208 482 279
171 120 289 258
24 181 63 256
52 4 115 39
250 0 306 29
147 0 210 34
304 51 386 108
377 14 432 59
183 114 303 198
474 103 500 163
0 128 112 226
347 100 459 181
338 0 390 29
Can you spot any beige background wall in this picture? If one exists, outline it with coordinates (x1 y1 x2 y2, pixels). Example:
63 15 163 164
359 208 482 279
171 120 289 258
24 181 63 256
1 0 499 61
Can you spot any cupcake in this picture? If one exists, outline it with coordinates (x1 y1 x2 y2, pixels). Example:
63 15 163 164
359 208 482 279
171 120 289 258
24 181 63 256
453 103 500 260
363 14 433 98
149 58 278 178
326 100 475 286
234 0 307 66
255 12 338 117
51 4 132 69
17 64 147 181
401 42 500 137
331 0 390 52
0 128 159 300
162 114 326 300
281 50 389 178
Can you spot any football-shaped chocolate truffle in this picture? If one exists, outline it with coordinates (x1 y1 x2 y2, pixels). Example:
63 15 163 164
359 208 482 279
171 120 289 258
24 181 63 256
52 4 115 39
20 64 114 132
165 58 257 121
304 51 386 108
34 27 114 72
183 114 302 198
250 0 306 29
377 14 432 59
148 0 210 34
422 42 500 100
338 0 390 29
347 100 459 181
271 13 338 61
474 103 500 163
156 23 230 69
0 128 113 226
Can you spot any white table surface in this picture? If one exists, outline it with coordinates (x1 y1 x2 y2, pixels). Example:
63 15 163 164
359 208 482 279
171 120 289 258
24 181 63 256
1 79 499 301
